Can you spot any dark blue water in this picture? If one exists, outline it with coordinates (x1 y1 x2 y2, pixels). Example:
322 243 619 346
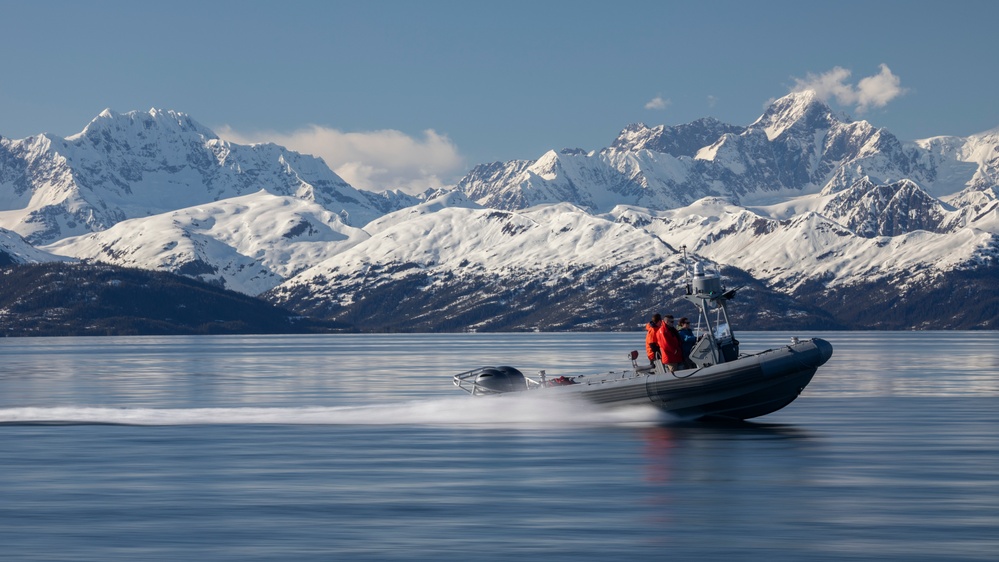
1 332 998 561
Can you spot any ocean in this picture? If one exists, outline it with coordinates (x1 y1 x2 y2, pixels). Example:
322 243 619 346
1 331 997 561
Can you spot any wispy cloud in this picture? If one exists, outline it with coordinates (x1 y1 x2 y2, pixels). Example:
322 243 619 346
792 64 907 113
644 95 671 110
216 125 465 195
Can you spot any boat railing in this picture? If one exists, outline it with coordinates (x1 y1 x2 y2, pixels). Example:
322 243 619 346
452 368 499 395
452 367 551 395
454 355 665 395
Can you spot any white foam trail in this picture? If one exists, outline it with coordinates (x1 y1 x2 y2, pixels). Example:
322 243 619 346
0 395 667 427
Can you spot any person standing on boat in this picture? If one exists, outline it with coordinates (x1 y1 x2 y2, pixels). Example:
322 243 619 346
677 317 697 368
661 315 684 372
645 314 665 364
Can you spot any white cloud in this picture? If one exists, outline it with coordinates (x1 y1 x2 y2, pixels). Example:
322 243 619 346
792 64 907 113
216 124 465 194
644 95 671 110
855 64 906 112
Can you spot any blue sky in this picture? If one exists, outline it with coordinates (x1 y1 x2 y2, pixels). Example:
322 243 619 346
2 0 997 193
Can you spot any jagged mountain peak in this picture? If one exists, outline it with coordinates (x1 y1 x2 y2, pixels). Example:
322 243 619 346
822 177 951 237
0 107 398 245
455 86 997 214
530 149 568 176
609 122 659 148
838 176 931 201
608 117 744 157
69 108 218 143
751 90 843 141
5 102 999 331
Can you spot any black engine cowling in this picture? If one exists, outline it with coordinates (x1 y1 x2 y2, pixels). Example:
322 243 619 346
473 366 527 394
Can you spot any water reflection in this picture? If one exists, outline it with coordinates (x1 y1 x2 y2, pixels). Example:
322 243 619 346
640 426 676 483
639 419 816 484
2 332 998 562
2 331 998 410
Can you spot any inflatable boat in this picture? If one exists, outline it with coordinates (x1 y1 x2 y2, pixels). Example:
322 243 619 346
453 263 833 421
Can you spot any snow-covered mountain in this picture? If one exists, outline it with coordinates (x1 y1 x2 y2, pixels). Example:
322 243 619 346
263 186 997 330
43 190 371 295
457 91 998 211
914 127 999 197
620 195 998 294
264 192 830 331
0 109 415 245
2 94 998 331
262 87 999 329
0 227 71 266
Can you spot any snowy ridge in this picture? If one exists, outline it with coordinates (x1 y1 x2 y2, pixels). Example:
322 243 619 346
295 197 677 280
607 119 746 157
458 91 994 211
2 94 999 329
629 198 996 294
265 194 708 331
43 191 370 295
0 109 404 245
1 227 72 265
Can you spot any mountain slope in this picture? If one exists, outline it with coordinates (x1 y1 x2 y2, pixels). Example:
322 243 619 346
42 191 370 295
2 96 999 333
456 91 997 212
265 192 839 331
1 227 73 267
0 109 413 245
0 262 345 337
624 194 999 293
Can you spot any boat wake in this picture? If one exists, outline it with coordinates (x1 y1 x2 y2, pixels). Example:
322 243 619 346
0 395 669 427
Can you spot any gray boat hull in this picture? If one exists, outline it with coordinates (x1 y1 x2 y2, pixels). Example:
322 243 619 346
455 338 833 421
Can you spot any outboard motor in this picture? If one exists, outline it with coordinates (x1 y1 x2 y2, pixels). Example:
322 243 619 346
472 366 528 395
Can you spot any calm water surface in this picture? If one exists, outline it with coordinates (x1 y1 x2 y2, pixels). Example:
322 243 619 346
1 332 998 561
